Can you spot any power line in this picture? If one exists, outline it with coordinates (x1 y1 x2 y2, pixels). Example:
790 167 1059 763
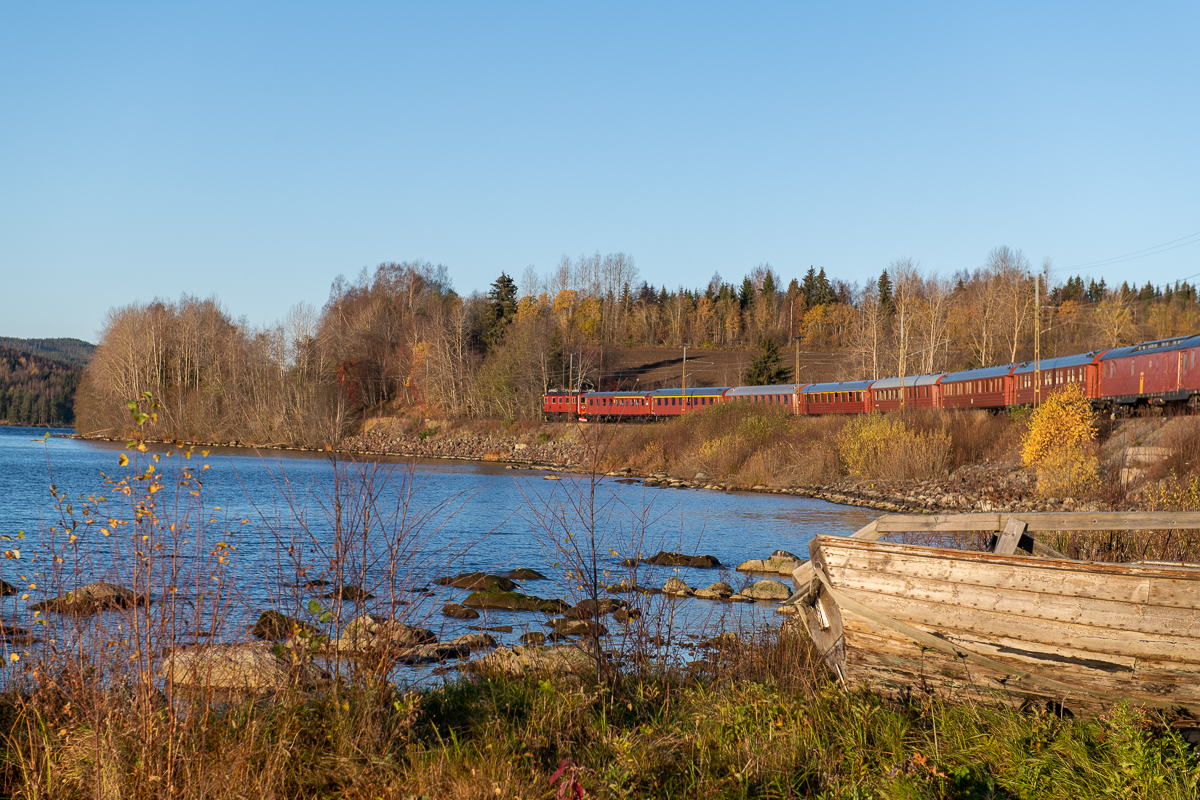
1052 229 1200 273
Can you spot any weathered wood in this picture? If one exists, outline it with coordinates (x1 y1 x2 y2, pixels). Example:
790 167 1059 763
801 527 1200 720
829 563 1200 641
992 517 1028 555
872 511 1200 534
816 538 1200 605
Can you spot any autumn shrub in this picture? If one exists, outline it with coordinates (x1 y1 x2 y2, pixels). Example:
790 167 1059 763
1022 384 1099 499
837 413 950 481
1152 415 1200 481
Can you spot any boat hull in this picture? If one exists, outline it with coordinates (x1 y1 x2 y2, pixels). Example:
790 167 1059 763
801 535 1200 719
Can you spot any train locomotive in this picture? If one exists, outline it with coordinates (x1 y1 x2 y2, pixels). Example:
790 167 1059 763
543 334 1200 421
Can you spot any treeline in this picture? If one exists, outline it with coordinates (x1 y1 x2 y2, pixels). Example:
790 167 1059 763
0 344 82 427
0 337 95 367
76 249 1200 444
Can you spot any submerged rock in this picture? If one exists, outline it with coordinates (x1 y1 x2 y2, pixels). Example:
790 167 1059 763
694 581 734 600
519 631 547 646
662 577 694 597
736 551 801 574
162 642 326 690
612 607 642 624
442 603 480 620
503 568 548 581
30 582 142 615
605 580 660 595
565 598 627 619
400 633 498 663
321 585 374 601
732 580 791 602
461 590 569 613
548 618 608 637
249 610 318 641
622 551 721 569
433 573 516 592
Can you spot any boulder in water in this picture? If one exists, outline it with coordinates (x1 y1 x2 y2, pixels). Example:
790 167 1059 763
694 581 733 600
662 577 694 597
442 603 480 619
462 590 568 613
30 582 142 615
249 610 318 641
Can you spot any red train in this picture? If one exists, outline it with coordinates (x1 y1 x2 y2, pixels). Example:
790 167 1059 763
543 335 1200 421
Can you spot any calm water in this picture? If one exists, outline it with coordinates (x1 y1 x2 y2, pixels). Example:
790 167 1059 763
0 425 875 664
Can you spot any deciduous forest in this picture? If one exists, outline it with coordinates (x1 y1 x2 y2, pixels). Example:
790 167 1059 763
74 248 1200 444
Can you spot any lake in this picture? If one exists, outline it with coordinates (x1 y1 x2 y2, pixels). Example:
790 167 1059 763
0 424 876 673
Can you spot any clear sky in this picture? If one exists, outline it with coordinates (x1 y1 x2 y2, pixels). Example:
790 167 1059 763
3 3 1198 343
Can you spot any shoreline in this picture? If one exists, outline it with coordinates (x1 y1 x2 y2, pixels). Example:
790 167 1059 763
71 429 1080 517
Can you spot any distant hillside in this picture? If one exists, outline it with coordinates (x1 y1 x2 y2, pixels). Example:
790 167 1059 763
0 337 95 366
0 343 85 427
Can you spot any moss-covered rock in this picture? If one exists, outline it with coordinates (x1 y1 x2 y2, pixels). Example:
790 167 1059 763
461 590 568 613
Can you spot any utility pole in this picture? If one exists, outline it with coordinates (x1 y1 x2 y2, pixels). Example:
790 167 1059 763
682 344 687 411
898 310 907 410
1034 276 1041 407
794 339 801 415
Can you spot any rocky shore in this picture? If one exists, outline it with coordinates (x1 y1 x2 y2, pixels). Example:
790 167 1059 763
78 421 1079 517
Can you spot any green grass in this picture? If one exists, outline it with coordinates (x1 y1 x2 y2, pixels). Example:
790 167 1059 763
3 630 1196 799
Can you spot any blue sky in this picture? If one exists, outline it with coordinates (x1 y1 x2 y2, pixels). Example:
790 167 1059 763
3 3 1198 342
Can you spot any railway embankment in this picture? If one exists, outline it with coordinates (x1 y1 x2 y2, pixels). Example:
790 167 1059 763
83 408 1198 516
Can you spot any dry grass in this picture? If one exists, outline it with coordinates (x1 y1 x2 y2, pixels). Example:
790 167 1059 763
582 406 1019 488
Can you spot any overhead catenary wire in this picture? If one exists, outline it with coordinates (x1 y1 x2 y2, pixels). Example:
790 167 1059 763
1052 229 1200 273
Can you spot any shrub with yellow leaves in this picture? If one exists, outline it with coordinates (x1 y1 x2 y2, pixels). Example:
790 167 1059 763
1021 383 1099 499
837 413 950 481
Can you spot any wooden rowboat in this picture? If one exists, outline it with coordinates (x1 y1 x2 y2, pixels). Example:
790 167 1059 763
792 512 1200 720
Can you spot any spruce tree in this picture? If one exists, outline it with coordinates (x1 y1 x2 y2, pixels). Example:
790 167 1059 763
482 272 518 349
877 271 894 314
739 277 754 309
741 337 792 385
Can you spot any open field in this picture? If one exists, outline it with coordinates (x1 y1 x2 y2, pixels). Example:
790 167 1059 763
601 347 850 391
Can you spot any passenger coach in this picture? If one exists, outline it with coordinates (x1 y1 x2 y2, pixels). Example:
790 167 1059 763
647 387 729 417
801 381 873 414
870 375 942 412
724 384 801 412
1099 335 1200 411
940 365 1013 410
1010 351 1104 406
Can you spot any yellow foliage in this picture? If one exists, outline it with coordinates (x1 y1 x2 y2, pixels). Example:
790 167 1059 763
576 298 602 337
837 414 949 481
1021 384 1098 498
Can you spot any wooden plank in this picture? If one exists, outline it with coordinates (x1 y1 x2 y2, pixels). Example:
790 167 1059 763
837 608 1200 709
1029 538 1070 560
815 537 1200 605
834 585 1200 662
830 563 1200 639
873 511 1200 534
992 517 1027 555
842 616 1200 709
